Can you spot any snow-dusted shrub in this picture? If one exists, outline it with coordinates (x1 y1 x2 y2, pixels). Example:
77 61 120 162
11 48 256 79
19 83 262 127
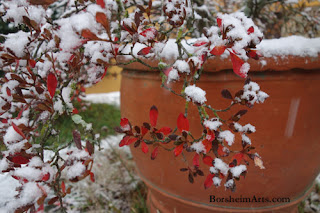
0 0 268 211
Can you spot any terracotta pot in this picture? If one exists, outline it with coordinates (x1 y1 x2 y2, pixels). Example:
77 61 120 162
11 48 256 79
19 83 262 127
120 55 320 213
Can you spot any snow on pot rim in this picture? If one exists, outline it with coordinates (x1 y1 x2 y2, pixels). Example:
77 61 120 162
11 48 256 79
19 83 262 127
119 36 320 72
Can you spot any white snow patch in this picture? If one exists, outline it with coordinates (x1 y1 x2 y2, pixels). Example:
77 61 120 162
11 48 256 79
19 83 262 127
173 60 190 74
230 165 247 178
242 134 251 145
204 119 222 131
67 162 86 180
209 166 218 174
214 158 229 176
219 130 235 146
167 68 180 83
257 36 320 58
242 124 256 133
4 31 29 58
185 85 207 104
190 141 206 154
224 179 235 189
83 92 120 107
212 177 222 186
240 62 250 78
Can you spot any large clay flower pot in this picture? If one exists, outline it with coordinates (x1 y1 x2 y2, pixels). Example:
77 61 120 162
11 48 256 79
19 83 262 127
120 55 320 213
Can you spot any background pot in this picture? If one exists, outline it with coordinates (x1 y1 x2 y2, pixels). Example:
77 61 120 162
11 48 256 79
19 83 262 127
120 55 320 213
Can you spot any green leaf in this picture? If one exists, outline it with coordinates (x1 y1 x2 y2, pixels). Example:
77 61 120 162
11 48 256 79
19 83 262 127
72 114 88 127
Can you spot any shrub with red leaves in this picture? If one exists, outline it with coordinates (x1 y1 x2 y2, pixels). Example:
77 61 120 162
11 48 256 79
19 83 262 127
0 0 268 211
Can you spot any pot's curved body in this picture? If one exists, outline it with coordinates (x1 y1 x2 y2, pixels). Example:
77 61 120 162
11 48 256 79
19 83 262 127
120 58 320 213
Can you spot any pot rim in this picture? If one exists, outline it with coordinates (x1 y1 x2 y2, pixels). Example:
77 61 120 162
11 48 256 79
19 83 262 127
119 54 320 73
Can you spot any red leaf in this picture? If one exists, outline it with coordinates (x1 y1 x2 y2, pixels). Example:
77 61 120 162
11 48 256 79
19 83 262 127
193 41 208 47
204 173 215 189
86 140 94 155
174 144 184 157
90 172 95 182
140 27 157 39
229 52 246 78
96 12 111 39
206 130 215 142
193 153 199 167
217 145 229 157
157 126 172 136
120 118 131 131
6 87 11 96
203 155 213 166
137 46 152 56
232 153 244 164
119 136 130 147
12 175 21 181
8 153 30 164
12 122 27 139
120 118 129 128
217 18 222 28
210 45 226 55
113 44 119 57
96 12 107 25
15 59 19 71
42 173 50 181
96 67 108 83
48 197 59 205
141 126 148 136
163 67 173 77
202 139 212 153
81 29 99 40
101 66 108 79
126 137 138 145
247 50 262 60
247 26 254 35
96 0 105 8
177 113 189 132
37 205 44 212
47 73 57 98
17 106 25 119
151 146 159 160
29 59 36 68
0 118 8 123
141 141 148 153
149 105 158 127
72 130 82 150
61 181 66 194
72 108 79 114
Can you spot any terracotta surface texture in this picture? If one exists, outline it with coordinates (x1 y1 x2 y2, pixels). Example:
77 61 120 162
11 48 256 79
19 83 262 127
120 55 320 212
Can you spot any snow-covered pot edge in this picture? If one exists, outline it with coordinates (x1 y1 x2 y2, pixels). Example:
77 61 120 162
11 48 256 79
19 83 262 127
120 53 320 213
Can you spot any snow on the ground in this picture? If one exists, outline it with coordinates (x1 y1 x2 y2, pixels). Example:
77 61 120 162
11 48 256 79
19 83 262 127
83 91 120 107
